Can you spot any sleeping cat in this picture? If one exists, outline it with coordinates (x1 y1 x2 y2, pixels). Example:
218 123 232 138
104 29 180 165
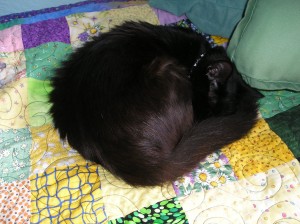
49 21 262 186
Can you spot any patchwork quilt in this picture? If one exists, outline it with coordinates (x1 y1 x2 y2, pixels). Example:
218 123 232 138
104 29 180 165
0 1 300 223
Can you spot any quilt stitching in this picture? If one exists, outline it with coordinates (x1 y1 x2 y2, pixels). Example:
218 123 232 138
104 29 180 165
0 2 299 223
31 164 106 223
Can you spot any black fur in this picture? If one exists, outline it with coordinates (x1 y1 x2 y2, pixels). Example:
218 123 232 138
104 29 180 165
49 21 262 186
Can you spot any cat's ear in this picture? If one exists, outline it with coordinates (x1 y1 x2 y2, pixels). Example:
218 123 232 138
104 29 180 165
206 61 232 84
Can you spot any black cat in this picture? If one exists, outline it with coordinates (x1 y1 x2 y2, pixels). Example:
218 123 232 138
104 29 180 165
49 21 262 186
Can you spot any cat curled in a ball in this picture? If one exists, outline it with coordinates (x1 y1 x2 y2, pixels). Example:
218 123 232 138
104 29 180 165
49 21 262 186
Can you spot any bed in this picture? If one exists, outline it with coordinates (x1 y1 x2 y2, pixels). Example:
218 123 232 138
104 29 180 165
0 0 300 223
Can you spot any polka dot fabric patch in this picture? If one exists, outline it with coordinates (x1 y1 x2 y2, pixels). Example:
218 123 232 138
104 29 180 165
0 179 31 224
109 198 188 224
222 119 295 179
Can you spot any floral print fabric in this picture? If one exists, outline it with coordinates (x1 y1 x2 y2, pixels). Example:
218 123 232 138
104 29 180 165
173 151 236 197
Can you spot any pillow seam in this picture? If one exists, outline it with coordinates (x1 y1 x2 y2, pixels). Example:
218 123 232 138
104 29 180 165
230 0 258 61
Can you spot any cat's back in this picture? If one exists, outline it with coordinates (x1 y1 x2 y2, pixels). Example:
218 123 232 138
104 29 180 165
54 22 194 92
49 21 196 157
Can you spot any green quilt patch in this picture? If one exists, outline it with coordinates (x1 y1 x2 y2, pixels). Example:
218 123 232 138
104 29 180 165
109 198 188 224
266 104 300 158
25 42 72 81
27 78 53 127
0 128 31 183
0 19 24 31
259 90 300 119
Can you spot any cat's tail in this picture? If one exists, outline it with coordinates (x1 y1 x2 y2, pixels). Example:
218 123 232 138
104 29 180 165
146 91 261 187
158 92 260 186
165 109 257 179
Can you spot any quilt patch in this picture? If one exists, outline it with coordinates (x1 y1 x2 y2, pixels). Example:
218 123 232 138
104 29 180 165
259 89 300 119
21 17 70 49
27 79 53 127
30 124 86 175
25 42 72 81
173 150 236 197
266 104 300 158
31 164 106 224
109 198 188 224
0 50 26 87
179 159 300 223
0 179 31 224
0 128 31 183
0 78 28 129
66 4 159 48
0 25 23 52
100 167 176 221
222 119 295 179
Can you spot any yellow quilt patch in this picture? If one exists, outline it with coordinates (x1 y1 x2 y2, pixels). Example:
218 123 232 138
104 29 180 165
0 78 28 129
31 164 106 223
66 4 159 48
30 124 87 175
180 159 300 224
100 167 176 220
222 119 295 179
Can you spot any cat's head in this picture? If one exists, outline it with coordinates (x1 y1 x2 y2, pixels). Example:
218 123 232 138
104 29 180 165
202 46 233 85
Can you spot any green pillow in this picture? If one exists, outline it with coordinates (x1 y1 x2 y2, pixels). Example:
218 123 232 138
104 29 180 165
227 0 300 91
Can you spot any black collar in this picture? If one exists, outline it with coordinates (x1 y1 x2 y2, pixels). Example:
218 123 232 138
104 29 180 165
188 52 206 78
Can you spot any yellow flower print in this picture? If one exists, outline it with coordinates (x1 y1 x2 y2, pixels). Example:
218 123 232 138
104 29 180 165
197 169 210 183
82 23 100 36
177 177 185 184
89 28 98 34
219 175 227 184
210 181 218 187
206 153 219 163
218 173 233 185
199 173 207 182
214 162 221 168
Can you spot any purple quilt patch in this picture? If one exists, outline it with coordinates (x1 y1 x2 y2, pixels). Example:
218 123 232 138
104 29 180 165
21 17 70 49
